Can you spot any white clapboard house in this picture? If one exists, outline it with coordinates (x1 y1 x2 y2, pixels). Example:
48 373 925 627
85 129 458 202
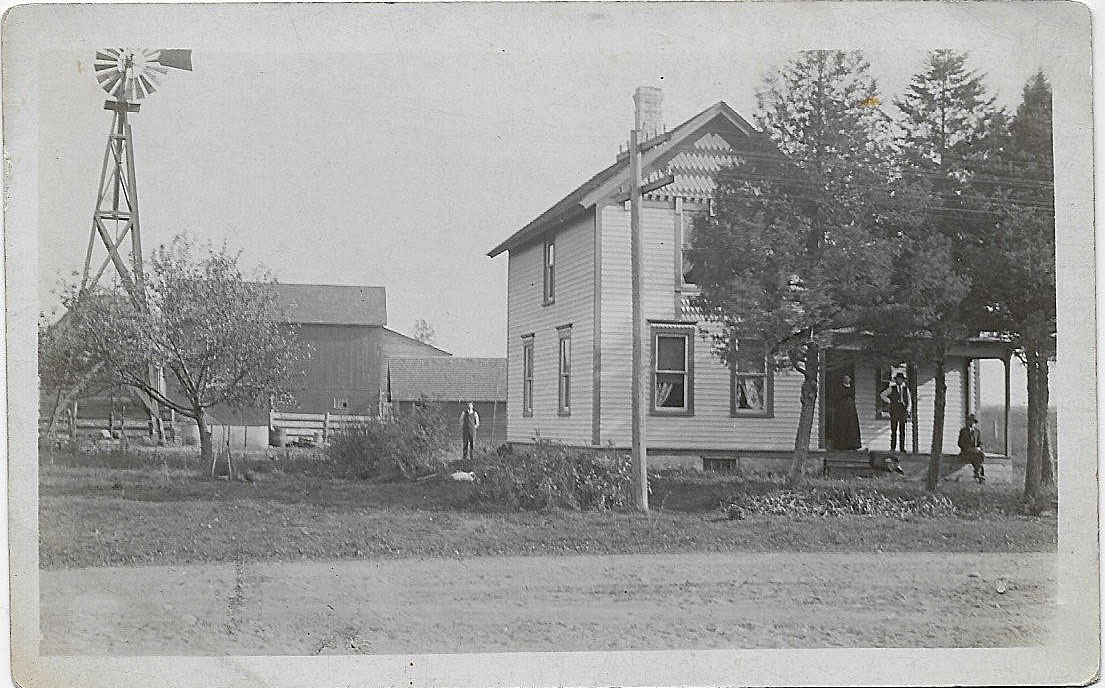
487 89 1014 475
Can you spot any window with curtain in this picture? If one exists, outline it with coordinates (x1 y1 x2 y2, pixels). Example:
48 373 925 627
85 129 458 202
522 336 534 417
731 340 771 416
653 329 693 414
557 327 571 415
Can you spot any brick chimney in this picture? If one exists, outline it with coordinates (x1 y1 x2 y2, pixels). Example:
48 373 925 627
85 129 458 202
633 86 664 139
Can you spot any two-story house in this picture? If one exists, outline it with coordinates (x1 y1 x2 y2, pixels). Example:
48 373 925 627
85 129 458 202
488 90 1013 472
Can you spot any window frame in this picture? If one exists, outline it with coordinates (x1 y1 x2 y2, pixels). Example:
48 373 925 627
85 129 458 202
729 340 773 418
557 325 572 416
650 325 695 416
521 334 535 417
332 396 350 411
543 235 556 305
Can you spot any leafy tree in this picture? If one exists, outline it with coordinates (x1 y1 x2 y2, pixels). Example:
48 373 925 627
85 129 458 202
689 50 896 485
412 318 436 345
968 71 1056 506
860 50 1002 490
64 236 308 468
38 307 112 441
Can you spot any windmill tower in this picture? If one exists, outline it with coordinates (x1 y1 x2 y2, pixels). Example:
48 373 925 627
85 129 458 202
79 48 192 442
80 48 192 300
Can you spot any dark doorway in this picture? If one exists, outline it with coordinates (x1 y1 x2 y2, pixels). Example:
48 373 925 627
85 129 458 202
825 354 861 450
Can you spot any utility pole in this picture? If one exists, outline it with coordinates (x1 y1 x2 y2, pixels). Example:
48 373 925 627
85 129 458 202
629 86 663 512
625 87 672 512
629 120 648 511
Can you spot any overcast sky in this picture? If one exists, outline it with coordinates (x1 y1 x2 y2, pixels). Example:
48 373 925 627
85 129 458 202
22 2 1084 405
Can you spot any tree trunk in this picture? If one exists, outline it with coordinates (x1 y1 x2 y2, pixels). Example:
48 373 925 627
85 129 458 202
1037 359 1054 487
1024 347 1049 507
196 409 214 474
788 341 820 487
43 361 105 439
925 357 947 492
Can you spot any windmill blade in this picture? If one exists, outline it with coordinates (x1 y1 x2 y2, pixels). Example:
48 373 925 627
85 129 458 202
93 47 190 102
155 49 192 71
98 72 123 98
138 74 159 97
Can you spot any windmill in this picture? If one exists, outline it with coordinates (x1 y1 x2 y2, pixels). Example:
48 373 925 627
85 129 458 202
80 48 193 299
78 48 193 442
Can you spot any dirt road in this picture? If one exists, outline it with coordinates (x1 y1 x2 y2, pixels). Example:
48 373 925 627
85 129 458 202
40 551 1055 655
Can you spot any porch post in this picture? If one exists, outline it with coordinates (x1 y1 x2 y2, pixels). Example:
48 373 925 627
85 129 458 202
816 349 826 450
1003 355 1011 456
910 363 919 455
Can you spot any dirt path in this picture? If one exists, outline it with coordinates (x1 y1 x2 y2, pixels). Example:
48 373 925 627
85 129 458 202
40 551 1055 655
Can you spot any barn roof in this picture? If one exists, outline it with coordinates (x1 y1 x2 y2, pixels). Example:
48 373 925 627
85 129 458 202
388 357 507 402
270 283 387 326
486 100 759 258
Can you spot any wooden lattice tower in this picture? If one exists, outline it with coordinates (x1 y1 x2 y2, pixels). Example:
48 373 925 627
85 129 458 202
79 48 192 441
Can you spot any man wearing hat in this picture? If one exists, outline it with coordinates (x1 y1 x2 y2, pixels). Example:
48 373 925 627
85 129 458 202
879 371 912 453
958 413 986 483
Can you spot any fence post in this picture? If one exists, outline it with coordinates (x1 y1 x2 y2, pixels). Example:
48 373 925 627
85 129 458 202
324 411 332 442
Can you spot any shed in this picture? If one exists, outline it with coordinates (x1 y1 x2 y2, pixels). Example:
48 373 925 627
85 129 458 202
385 357 507 444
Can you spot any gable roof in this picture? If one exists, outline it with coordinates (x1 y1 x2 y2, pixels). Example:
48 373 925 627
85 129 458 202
487 101 761 258
270 283 387 326
387 357 506 402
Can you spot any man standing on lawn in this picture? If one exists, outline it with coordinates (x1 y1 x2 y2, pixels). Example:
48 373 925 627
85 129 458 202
958 413 986 483
879 371 911 453
460 402 480 460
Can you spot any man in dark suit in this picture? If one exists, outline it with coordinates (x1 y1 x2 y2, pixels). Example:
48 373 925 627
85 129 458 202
879 371 911 453
958 413 985 483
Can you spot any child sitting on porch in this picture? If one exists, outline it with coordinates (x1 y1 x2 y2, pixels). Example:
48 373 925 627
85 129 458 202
958 413 986 483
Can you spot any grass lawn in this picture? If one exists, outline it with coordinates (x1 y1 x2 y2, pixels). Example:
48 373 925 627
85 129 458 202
39 447 1057 569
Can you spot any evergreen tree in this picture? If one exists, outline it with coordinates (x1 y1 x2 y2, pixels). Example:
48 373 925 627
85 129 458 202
862 50 1002 490
969 71 1056 506
688 50 896 485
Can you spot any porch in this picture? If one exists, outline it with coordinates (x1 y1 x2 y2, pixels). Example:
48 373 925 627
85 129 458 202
820 337 1016 458
819 449 1014 485
652 448 1013 485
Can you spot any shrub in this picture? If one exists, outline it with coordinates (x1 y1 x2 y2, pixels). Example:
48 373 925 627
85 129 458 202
470 440 633 511
327 404 452 480
726 484 958 519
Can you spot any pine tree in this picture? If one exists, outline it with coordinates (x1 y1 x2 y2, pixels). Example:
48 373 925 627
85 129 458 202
862 50 1002 491
688 50 897 485
969 71 1055 507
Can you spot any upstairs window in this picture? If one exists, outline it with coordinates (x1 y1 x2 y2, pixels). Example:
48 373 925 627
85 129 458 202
652 327 694 415
681 219 698 285
522 335 535 417
731 340 772 417
543 236 556 305
557 326 571 415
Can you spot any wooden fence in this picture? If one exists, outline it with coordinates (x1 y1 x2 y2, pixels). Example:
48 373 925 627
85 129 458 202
268 410 372 444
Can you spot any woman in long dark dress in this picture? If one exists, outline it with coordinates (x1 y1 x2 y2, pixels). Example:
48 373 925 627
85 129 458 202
830 374 862 450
